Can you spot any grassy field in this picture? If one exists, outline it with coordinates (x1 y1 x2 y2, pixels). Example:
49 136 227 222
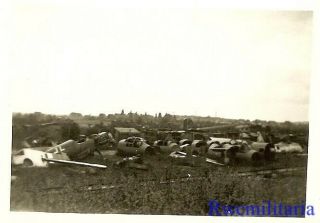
10 152 307 216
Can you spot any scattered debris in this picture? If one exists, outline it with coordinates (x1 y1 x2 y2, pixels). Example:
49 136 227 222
169 151 204 166
206 158 225 166
207 137 234 145
115 155 143 167
115 155 149 170
169 151 224 166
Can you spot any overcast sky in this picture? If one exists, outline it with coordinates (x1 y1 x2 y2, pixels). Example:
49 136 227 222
9 4 313 121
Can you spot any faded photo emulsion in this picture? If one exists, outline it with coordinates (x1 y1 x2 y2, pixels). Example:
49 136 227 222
10 8 312 218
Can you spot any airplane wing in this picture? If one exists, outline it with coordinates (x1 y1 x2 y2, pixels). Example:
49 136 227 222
42 152 107 169
41 156 107 169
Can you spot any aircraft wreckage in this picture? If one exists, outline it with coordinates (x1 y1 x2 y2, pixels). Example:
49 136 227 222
153 140 180 154
12 134 109 169
117 137 158 156
12 127 305 170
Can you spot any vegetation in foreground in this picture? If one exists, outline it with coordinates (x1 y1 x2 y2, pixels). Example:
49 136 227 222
10 153 307 216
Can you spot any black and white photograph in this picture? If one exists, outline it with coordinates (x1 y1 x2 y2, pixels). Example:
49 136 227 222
1 0 320 222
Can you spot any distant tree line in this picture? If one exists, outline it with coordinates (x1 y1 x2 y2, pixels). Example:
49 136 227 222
12 111 309 149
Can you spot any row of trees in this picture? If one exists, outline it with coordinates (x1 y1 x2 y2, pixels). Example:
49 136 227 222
12 112 309 149
69 110 309 134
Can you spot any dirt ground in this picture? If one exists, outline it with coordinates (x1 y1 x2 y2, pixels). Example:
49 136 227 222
10 152 308 216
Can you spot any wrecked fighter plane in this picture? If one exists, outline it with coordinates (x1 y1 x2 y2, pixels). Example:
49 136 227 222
117 137 158 156
274 142 304 153
12 134 109 168
178 139 208 156
12 148 51 167
153 140 180 154
207 140 261 165
250 142 276 161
